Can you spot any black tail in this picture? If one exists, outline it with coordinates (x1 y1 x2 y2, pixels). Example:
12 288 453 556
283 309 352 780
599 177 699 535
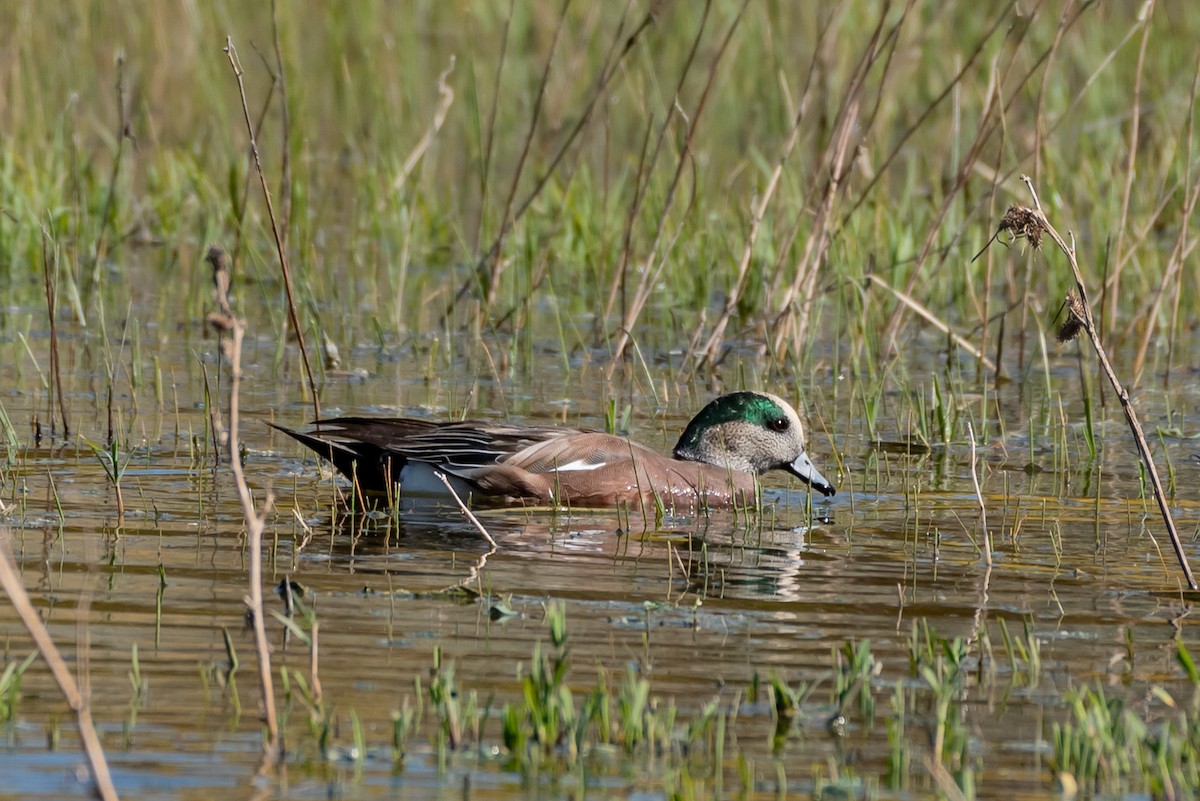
269 422 400 494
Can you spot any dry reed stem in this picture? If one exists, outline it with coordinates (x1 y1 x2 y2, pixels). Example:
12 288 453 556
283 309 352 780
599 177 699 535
1030 0 1073 186
484 0 570 310
604 1 716 365
864 274 998 374
769 1 905 358
1132 51 1200 383
230 76 278 270
1107 0 1155 338
878 28 1028 360
1015 175 1197 590
923 755 970 801
1162 53 1200 383
690 7 828 369
472 0 515 255
392 56 456 193
601 82 662 331
843 0 1015 224
270 0 292 252
88 53 131 298
434 471 499 549
449 0 664 325
40 226 68 436
966 422 990 566
224 39 319 423
1132 201 1199 379
0 531 119 801
206 245 282 761
883 3 1112 362
966 0 1134 237
608 0 744 375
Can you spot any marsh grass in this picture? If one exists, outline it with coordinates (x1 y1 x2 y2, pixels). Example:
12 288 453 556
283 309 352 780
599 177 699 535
3 2 1200 798
144 601 1197 799
1 4 1195 380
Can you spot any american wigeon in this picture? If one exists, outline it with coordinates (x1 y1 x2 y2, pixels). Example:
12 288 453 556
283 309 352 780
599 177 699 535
271 391 836 508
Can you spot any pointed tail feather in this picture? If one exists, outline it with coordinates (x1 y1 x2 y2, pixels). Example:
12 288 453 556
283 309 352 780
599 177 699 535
268 422 398 494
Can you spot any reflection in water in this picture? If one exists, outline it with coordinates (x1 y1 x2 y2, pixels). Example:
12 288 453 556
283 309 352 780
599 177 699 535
1 326 1199 799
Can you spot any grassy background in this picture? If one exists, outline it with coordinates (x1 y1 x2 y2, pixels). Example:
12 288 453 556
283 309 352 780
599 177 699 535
4 5 1200 797
0 0 1196 393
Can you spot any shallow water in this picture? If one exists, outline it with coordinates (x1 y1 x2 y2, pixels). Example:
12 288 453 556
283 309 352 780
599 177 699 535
2 285 1199 801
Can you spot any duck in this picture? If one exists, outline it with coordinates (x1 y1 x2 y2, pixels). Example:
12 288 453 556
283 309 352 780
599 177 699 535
270 391 836 508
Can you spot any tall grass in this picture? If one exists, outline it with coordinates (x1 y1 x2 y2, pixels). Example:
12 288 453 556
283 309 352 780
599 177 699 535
0 2 1196 393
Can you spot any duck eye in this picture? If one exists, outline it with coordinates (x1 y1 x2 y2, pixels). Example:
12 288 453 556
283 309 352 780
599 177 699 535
768 417 789 433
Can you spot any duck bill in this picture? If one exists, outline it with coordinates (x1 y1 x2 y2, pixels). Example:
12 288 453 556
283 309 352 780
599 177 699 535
788 453 836 497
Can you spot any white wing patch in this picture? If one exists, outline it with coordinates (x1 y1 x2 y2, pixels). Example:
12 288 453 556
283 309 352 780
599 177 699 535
554 458 607 472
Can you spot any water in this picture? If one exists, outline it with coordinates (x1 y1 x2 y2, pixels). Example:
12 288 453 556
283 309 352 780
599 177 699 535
1 271 1198 800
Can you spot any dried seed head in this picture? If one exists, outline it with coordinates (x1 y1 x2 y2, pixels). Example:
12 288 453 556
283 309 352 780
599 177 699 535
998 205 1045 250
207 311 236 335
206 245 233 316
1057 291 1087 343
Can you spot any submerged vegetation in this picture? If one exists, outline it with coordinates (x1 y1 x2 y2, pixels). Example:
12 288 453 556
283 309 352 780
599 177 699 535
1 1 1200 799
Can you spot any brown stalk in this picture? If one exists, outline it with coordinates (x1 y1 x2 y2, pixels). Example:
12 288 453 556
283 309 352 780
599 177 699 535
768 1 905 359
863 274 998 373
964 0 1133 241
230 74 278 271
935 1 1107 373
483 0 571 310
270 0 292 251
1106 0 1155 340
1030 0 1072 186
40 226 69 437
448 0 667 323
1132 181 1200 383
600 80 668 333
206 245 282 760
1007 177 1197 590
608 0 745 374
0 531 119 801
841 0 1016 225
393 57 457 194
88 53 132 299
966 421 990 566
884 2 1116 364
1132 49 1200 384
970 11 1020 382
472 0 516 256
977 114 1006 386
877 13 1037 362
689 4 835 370
1163 55 1200 384
223 39 319 422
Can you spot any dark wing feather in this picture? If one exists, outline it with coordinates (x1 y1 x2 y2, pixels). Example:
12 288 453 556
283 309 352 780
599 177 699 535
271 417 593 492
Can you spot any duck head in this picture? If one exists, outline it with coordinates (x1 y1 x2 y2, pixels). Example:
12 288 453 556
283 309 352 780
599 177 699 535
672 391 836 496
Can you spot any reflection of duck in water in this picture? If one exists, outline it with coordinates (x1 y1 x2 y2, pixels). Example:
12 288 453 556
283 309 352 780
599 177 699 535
272 392 836 508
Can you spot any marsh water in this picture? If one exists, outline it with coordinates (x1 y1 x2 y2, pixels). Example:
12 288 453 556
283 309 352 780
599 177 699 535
1 253 1198 801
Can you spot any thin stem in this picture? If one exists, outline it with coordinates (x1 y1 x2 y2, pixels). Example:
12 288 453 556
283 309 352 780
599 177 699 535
207 246 282 760
434 471 499 549
224 39 320 422
966 422 990 566
0 533 119 801
1019 175 1197 590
